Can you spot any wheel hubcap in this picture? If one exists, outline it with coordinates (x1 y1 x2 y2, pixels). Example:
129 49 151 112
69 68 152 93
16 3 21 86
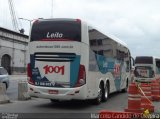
105 87 108 98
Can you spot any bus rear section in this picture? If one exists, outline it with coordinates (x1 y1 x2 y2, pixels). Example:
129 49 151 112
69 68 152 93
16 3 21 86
28 19 88 100
134 56 155 82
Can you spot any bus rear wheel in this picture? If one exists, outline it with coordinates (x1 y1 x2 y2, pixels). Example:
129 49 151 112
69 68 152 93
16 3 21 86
102 82 109 102
93 83 103 105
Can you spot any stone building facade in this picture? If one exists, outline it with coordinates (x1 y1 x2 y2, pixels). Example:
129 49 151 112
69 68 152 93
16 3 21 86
0 27 29 74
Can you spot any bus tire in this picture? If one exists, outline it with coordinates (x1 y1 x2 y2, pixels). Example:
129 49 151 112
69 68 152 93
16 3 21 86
102 82 109 102
50 99 60 103
121 80 128 93
93 83 103 105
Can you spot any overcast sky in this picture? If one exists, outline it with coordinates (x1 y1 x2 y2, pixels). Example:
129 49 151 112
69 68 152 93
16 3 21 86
0 0 160 58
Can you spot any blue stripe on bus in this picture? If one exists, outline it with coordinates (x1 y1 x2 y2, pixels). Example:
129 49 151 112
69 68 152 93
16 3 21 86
30 54 35 68
70 55 80 87
95 54 123 91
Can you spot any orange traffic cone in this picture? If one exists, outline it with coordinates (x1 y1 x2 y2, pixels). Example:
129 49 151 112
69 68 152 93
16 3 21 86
125 82 142 113
139 83 154 113
151 80 160 101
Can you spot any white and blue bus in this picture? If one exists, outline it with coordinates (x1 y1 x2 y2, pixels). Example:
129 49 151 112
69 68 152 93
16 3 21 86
27 18 132 104
134 56 160 82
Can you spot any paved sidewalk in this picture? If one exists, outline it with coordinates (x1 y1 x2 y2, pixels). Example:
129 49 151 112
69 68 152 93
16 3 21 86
9 75 27 80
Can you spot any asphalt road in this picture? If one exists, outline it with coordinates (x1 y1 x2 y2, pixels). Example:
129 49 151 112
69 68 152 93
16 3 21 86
1 75 159 118
4 75 127 112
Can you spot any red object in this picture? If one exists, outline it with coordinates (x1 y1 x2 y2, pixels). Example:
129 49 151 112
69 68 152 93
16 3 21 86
124 83 142 113
99 110 143 119
140 83 154 113
76 19 81 23
41 39 72 41
151 80 160 101
43 65 64 75
48 90 58 94
140 83 152 101
27 63 35 85
75 65 86 87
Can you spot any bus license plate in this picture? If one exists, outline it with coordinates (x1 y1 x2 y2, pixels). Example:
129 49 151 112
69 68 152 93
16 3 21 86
48 90 58 94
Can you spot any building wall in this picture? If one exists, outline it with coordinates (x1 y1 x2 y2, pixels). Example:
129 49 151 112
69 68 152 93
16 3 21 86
0 27 29 74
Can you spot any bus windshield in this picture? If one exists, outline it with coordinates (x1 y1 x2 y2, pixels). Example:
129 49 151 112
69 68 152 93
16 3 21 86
134 66 154 78
30 19 81 42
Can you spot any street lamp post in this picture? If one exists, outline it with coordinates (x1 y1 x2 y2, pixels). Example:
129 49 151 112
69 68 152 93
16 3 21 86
18 18 32 74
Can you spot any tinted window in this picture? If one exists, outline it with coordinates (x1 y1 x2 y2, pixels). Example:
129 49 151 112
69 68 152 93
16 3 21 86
134 66 153 78
31 20 81 42
0 68 8 75
89 28 114 57
135 56 153 64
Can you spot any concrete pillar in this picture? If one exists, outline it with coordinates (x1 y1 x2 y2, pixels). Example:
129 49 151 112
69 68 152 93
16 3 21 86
18 80 31 100
0 83 10 104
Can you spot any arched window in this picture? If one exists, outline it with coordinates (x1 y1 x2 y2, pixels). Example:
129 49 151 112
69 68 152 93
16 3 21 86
1 54 11 74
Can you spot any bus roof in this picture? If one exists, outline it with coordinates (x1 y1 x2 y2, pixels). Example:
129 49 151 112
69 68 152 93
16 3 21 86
103 31 127 47
87 22 128 48
136 56 160 60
